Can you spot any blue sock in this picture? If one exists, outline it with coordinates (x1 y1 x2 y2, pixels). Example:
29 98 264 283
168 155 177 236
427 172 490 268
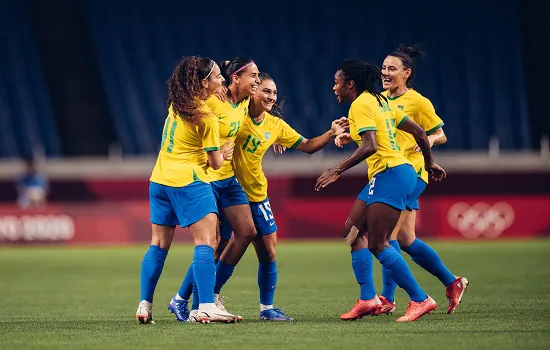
177 264 194 300
258 261 277 305
214 261 235 294
192 245 215 304
381 240 400 302
404 238 456 287
140 245 168 303
375 246 427 302
351 248 376 300
191 280 199 310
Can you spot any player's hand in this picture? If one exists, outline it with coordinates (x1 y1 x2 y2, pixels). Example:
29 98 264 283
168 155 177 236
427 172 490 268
315 167 341 191
426 162 446 182
220 140 235 161
331 117 349 136
273 143 286 154
214 85 228 103
335 133 352 148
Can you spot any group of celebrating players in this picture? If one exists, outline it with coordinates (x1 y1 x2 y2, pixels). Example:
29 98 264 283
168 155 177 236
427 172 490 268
136 44 469 325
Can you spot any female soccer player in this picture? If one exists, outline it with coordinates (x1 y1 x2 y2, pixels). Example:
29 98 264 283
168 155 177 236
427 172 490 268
335 46 468 315
316 58 446 322
169 58 260 322
223 72 348 320
136 56 237 324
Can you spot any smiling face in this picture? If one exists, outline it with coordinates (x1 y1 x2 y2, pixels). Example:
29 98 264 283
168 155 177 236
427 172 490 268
333 70 354 104
232 63 260 96
381 55 410 91
203 63 224 95
252 78 277 112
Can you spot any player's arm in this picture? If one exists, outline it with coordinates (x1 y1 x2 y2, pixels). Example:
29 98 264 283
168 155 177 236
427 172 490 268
397 117 446 181
207 141 234 170
296 117 349 154
414 97 447 150
202 114 233 170
314 131 376 191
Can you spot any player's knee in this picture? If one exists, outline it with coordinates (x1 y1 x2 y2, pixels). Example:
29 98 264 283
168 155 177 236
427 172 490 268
397 230 416 249
237 224 257 242
367 240 385 255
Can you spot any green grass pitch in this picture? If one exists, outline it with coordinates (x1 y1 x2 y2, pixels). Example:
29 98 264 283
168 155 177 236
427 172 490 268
1 240 549 349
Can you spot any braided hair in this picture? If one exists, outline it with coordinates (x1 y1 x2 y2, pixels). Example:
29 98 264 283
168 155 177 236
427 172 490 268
338 58 387 106
166 56 214 125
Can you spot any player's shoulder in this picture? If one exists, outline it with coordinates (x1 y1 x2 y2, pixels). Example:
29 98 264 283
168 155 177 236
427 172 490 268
409 89 433 107
205 95 226 113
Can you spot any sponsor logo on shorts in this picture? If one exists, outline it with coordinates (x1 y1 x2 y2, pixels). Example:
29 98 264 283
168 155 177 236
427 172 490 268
447 202 515 238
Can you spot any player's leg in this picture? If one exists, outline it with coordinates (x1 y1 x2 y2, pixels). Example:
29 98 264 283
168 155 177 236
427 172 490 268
376 210 410 314
249 198 292 321
367 165 436 322
339 196 381 321
173 181 237 323
397 209 469 314
137 182 178 324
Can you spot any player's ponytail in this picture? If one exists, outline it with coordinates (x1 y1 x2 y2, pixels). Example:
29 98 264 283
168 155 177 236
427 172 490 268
390 44 427 88
167 56 213 125
219 57 255 88
338 58 387 107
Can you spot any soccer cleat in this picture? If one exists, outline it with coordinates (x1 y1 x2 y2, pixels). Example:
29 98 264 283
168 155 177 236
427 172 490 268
259 308 293 321
198 306 239 323
136 301 155 324
339 296 382 320
373 296 396 315
396 295 437 322
214 294 243 322
446 276 469 314
167 297 189 322
188 309 200 323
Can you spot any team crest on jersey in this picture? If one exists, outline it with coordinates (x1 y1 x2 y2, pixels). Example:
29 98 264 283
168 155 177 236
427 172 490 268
398 105 404 111
264 131 271 140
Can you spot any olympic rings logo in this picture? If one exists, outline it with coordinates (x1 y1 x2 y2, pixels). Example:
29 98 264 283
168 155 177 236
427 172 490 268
447 202 515 238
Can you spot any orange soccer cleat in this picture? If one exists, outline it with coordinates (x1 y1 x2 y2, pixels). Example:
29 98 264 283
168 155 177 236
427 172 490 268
373 296 396 315
396 296 437 322
339 296 382 320
446 276 469 314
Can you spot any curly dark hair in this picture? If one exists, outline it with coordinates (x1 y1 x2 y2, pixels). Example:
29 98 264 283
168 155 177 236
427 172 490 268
338 58 387 107
389 44 427 87
166 56 215 125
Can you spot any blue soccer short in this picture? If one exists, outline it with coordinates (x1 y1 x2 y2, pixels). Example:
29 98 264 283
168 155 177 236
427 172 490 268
219 197 278 240
211 176 249 209
405 177 427 211
149 181 218 228
357 164 417 211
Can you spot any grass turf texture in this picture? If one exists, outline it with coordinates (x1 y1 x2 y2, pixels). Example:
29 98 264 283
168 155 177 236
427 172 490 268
1 240 549 350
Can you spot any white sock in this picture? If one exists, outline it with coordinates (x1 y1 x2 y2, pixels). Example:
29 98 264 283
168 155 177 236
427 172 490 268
175 294 186 301
260 304 273 311
139 300 152 309
198 303 216 312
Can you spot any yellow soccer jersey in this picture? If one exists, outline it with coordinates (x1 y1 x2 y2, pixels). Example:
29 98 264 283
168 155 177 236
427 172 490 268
382 89 444 183
150 103 220 187
232 112 303 202
349 92 411 180
205 95 250 182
